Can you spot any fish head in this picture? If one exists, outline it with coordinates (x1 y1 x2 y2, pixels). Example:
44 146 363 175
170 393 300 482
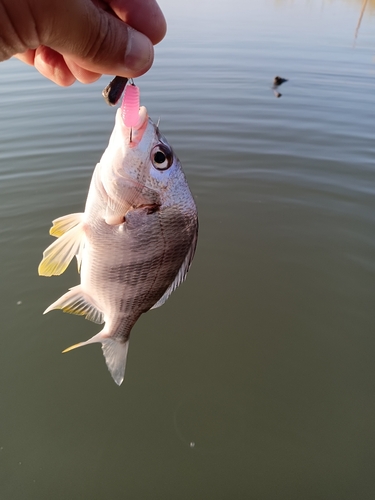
99 107 193 225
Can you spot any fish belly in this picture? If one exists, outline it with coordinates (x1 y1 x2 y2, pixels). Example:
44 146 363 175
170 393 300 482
81 205 195 336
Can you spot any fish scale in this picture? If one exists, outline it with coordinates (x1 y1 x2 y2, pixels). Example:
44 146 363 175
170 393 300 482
38 98 198 386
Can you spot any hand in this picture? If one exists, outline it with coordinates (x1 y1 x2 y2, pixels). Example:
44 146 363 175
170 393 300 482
0 0 166 86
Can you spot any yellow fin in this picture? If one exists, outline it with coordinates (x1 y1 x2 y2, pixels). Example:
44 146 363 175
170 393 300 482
50 213 84 238
62 331 105 353
44 285 104 324
38 223 84 276
62 343 84 353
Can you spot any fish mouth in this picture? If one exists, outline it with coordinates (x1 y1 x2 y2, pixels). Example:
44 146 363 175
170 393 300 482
121 106 149 147
101 108 161 226
129 105 148 130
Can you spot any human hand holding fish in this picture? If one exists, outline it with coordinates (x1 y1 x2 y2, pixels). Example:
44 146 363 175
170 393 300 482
38 81 198 385
0 0 166 86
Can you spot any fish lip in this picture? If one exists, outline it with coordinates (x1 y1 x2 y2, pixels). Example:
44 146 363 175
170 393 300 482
118 106 149 147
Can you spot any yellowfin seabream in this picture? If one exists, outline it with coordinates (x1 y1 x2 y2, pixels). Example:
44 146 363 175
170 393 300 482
38 85 198 385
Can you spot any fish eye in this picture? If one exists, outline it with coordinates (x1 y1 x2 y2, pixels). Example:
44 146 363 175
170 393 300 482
151 144 173 171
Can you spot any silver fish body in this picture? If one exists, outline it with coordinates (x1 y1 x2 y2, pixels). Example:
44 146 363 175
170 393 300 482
39 107 198 385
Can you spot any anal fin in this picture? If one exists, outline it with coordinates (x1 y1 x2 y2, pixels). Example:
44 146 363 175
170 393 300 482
44 285 104 324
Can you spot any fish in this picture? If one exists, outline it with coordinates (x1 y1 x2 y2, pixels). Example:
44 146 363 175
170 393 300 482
38 103 198 386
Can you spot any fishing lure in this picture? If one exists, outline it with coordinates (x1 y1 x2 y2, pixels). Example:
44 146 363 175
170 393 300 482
121 83 140 128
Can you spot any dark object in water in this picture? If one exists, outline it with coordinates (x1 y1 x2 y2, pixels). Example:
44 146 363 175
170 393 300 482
272 76 288 98
273 76 288 87
102 76 128 106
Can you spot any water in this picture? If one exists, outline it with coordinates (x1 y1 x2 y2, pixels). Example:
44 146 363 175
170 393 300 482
0 1 375 498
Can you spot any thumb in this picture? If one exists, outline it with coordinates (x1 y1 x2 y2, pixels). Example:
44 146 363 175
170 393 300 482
38 0 154 78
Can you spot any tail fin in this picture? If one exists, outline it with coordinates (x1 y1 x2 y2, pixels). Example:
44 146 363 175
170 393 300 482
63 331 129 386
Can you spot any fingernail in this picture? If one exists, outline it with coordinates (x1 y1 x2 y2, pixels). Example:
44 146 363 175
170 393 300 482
124 29 153 75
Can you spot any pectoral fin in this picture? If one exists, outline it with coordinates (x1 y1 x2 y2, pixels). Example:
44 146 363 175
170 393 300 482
105 203 128 225
38 221 85 276
104 183 160 225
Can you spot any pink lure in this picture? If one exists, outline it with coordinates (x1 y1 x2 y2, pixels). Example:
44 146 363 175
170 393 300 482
121 84 140 127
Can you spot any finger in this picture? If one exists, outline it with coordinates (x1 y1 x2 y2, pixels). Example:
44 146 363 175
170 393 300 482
14 50 36 66
15 49 89 86
108 0 167 45
63 58 102 84
38 0 154 78
34 46 76 87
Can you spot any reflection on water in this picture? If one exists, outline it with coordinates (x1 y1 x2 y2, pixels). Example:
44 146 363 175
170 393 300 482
0 0 375 499
339 0 375 11
275 0 375 39
354 0 371 39
275 0 375 9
